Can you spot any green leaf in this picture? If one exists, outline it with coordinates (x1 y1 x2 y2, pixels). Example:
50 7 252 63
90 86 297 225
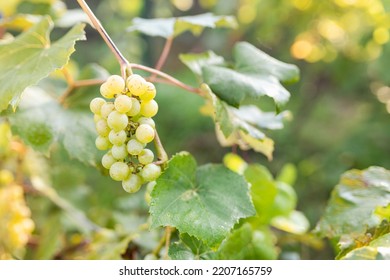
315 166 390 238
217 223 278 260
169 234 214 260
150 152 255 247
127 13 237 39
8 87 101 165
271 210 310 234
244 164 278 224
202 42 299 107
202 85 291 159
179 51 225 78
342 233 390 260
0 16 85 112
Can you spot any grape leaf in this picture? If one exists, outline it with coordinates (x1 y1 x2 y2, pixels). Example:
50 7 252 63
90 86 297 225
217 223 278 260
0 16 85 112
202 42 299 107
169 234 214 260
179 51 225 78
315 167 390 238
342 233 390 260
127 13 237 38
150 152 255 247
8 87 101 165
204 86 291 159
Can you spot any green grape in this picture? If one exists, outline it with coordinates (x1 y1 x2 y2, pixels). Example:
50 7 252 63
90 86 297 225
126 74 147 96
135 124 155 144
144 181 156 205
109 162 130 181
141 163 161 182
107 111 128 132
114 94 132 114
140 100 158 117
106 75 125 95
144 253 157 260
126 139 145 155
138 117 155 128
111 144 128 160
100 82 115 99
90 97 106 114
101 151 116 169
138 149 154 165
108 130 127 145
100 103 115 119
95 119 110 137
126 98 141 117
95 136 110 150
140 82 156 101
122 173 143 193
94 114 103 123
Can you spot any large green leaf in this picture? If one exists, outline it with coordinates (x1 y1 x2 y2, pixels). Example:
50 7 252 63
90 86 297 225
8 87 101 165
0 16 85 112
202 42 299 107
315 167 390 238
204 87 291 159
217 223 278 260
342 233 390 260
150 152 255 247
127 13 237 39
179 51 225 78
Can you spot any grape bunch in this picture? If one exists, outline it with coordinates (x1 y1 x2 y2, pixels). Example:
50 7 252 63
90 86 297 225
90 74 162 193
0 170 34 259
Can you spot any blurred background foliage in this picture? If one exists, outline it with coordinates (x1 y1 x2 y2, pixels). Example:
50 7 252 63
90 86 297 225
0 0 389 260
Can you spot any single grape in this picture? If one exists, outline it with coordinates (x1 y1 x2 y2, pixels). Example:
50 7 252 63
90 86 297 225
114 94 132 113
101 151 116 169
144 181 156 205
140 82 156 101
126 139 145 155
95 119 110 137
138 149 154 165
122 173 143 193
100 103 115 119
94 114 103 123
108 130 127 145
100 82 115 99
138 117 155 128
141 163 161 182
111 144 128 160
126 74 147 96
135 124 155 144
90 97 106 114
126 97 141 116
95 136 110 150
107 111 128 132
106 75 125 94
109 162 130 181
140 99 158 118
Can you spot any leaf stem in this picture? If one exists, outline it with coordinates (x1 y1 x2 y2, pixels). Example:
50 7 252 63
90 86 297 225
76 0 130 78
130 63 202 96
58 78 105 104
154 130 168 165
151 36 174 79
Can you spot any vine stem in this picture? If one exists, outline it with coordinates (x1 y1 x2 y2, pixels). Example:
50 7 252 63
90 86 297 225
76 0 130 78
151 36 174 79
130 63 202 96
154 130 168 165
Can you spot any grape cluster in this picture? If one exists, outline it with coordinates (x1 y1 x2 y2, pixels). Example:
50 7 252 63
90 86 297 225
90 74 162 193
0 170 34 259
